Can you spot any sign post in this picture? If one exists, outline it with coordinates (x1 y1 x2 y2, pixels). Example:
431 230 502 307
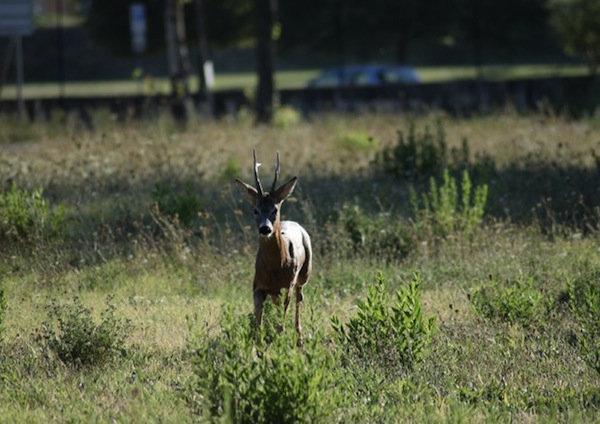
0 0 34 119
130 3 147 94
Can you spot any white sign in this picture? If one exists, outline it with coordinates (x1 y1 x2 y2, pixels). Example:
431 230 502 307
0 0 33 36
204 61 214 88
129 3 147 54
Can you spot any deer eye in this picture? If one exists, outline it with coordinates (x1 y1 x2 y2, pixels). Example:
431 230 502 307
253 208 260 215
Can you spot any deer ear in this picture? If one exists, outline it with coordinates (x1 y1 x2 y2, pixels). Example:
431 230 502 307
235 179 259 204
272 176 297 204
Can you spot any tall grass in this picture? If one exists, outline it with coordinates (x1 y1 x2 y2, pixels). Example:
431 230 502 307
0 110 598 422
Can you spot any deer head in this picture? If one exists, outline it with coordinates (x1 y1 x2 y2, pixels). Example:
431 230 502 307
235 149 297 238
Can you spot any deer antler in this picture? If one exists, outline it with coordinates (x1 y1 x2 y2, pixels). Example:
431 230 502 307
271 152 280 193
253 149 264 196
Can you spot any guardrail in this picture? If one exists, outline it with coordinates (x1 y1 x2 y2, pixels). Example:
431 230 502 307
0 75 596 122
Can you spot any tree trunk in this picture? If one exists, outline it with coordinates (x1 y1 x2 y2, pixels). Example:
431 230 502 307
165 0 194 121
194 0 213 116
395 37 408 64
256 0 277 124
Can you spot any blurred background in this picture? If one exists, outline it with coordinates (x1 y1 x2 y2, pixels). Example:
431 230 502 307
0 0 598 120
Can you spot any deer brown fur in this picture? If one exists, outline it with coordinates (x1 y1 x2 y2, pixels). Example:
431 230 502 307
235 150 312 346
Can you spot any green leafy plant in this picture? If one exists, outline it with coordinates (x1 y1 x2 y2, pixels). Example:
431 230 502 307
0 183 66 243
337 204 414 260
470 276 545 326
410 169 488 239
331 273 435 375
153 181 203 226
378 120 464 179
337 131 377 153
220 158 242 182
36 296 132 367
191 305 343 423
273 105 301 129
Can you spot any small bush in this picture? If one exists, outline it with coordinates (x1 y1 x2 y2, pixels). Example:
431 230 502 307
337 204 414 260
470 276 545 326
410 169 488 239
152 181 203 226
0 183 66 244
191 305 343 423
337 132 377 153
273 105 301 128
378 120 467 179
36 296 131 367
220 158 242 182
331 273 435 376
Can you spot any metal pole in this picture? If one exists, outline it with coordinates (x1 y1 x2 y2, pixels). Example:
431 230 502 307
0 36 15 100
57 0 65 103
195 0 213 115
15 35 26 120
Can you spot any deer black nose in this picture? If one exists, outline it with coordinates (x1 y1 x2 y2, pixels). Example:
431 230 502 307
259 225 272 236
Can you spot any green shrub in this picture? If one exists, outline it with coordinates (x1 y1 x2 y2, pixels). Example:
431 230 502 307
337 204 414 260
337 131 377 153
410 169 488 239
273 105 301 129
0 183 66 243
190 305 343 423
220 158 242 182
470 276 545 326
378 120 467 179
331 273 435 376
152 181 202 226
36 296 131 367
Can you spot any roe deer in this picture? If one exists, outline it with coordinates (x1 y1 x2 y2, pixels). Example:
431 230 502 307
235 150 312 347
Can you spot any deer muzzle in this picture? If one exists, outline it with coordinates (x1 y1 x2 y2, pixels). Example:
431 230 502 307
258 220 273 237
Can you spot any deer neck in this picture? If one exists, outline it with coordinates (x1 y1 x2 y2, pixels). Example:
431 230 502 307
258 221 287 268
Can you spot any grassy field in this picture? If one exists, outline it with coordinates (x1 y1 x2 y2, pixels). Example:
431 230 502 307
0 110 599 422
0 63 589 99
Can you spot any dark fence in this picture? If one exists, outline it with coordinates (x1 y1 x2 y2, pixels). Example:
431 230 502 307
0 75 597 121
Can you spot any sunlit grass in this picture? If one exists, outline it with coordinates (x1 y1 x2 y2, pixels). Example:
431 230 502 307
0 64 588 99
0 111 598 421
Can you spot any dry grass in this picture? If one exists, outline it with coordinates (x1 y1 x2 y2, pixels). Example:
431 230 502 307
0 110 598 422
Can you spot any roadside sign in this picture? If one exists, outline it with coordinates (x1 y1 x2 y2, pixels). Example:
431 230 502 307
0 0 33 36
130 3 147 54
204 61 214 88
0 0 33 119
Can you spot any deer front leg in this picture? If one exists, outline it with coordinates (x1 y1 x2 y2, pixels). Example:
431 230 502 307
295 285 304 347
254 289 267 331
282 282 297 331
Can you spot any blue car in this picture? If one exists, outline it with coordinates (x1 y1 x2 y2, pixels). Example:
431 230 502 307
306 65 420 87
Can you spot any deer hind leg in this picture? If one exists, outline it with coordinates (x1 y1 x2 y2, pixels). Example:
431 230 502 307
295 285 304 347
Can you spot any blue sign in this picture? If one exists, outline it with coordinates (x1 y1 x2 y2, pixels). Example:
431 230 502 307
130 3 147 54
0 0 33 36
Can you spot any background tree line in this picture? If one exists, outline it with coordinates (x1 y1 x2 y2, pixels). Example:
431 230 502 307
80 0 600 122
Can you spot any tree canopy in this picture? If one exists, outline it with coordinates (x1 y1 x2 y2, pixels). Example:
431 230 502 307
549 0 600 75
84 0 599 77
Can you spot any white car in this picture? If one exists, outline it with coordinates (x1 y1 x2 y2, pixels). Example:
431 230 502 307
306 65 420 87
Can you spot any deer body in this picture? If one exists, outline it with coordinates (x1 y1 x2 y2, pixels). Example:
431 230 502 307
236 151 312 346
